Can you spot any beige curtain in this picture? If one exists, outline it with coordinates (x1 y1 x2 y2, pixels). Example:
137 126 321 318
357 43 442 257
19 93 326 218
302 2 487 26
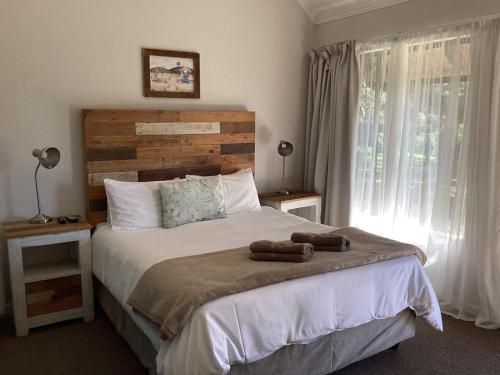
304 41 359 226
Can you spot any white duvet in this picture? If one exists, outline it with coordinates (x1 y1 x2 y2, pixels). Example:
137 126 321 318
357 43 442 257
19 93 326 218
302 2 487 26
92 207 443 375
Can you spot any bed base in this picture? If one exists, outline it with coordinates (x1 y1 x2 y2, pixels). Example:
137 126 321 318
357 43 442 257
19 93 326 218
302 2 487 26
97 283 416 375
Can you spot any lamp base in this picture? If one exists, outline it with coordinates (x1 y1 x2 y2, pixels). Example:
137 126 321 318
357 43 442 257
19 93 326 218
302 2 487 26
29 213 52 224
276 187 292 196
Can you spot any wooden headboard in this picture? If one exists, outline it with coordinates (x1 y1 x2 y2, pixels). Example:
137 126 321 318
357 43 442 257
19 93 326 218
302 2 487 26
83 109 255 227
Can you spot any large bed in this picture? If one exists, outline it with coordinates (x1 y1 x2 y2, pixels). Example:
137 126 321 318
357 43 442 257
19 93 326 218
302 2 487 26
83 109 442 374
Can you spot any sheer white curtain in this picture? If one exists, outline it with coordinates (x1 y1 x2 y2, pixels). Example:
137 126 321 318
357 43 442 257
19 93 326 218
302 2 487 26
352 19 500 328
439 20 500 328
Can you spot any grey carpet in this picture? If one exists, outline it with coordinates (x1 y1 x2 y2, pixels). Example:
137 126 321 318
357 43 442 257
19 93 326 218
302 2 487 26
336 314 500 375
0 312 499 375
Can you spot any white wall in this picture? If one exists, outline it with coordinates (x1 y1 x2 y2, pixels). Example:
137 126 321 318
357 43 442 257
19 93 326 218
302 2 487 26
314 0 500 47
0 0 313 314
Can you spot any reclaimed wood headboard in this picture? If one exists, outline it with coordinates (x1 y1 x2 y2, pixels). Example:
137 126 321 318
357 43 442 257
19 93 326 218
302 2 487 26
83 109 255 227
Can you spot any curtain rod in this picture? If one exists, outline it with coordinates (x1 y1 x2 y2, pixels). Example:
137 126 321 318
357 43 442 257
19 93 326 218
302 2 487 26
364 12 500 43
317 12 500 50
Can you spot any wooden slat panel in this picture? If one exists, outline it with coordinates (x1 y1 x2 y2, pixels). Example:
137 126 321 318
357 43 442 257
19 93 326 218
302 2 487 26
221 143 255 155
84 110 255 123
86 133 254 148
138 165 221 182
181 133 255 146
87 148 137 161
87 185 106 200
27 294 82 317
88 155 221 173
88 171 138 186
85 122 136 136
26 275 81 294
221 154 255 174
86 135 181 148
222 153 255 164
220 122 255 134
52 285 82 299
221 163 254 174
89 198 107 212
137 144 220 159
26 290 53 304
88 211 107 227
136 122 220 135
84 110 182 123
178 111 254 123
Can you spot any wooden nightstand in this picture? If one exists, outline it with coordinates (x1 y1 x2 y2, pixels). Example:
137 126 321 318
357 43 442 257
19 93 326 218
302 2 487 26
3 218 94 337
259 191 322 223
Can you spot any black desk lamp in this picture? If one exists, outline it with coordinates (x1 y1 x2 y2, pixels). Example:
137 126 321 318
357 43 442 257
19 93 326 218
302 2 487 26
276 140 293 195
29 147 60 224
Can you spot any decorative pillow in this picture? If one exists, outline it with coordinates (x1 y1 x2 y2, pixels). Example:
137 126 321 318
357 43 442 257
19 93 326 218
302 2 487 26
186 169 261 215
103 178 182 231
159 176 227 229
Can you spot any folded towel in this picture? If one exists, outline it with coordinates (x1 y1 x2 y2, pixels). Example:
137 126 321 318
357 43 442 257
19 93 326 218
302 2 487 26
249 240 313 255
291 232 351 251
249 251 313 263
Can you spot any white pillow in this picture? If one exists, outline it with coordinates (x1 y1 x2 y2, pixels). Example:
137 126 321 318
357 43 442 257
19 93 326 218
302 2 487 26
186 169 261 215
104 179 179 230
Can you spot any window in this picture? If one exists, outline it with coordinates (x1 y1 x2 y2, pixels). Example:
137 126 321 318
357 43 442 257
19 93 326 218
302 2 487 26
352 33 471 245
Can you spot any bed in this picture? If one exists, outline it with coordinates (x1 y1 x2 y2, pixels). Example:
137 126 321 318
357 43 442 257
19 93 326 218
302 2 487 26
83 109 442 375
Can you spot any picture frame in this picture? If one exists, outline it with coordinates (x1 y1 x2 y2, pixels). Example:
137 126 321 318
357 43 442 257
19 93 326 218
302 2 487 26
142 48 200 98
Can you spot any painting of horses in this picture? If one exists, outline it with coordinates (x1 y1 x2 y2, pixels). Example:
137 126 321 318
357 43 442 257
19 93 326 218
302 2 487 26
142 48 200 98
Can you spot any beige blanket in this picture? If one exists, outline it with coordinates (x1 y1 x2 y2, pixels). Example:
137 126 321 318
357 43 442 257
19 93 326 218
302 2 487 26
128 227 426 339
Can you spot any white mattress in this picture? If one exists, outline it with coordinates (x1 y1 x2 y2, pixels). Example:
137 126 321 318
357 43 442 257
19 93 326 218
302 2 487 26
92 207 443 375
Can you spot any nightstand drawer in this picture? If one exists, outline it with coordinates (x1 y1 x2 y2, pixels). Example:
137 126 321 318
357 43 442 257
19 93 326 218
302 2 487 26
25 275 82 317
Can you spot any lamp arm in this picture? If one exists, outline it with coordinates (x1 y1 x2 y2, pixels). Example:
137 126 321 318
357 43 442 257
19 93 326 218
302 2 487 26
34 161 41 216
282 156 286 188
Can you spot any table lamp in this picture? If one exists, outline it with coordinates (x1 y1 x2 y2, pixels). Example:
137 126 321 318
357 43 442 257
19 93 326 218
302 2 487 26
276 140 293 195
29 147 60 224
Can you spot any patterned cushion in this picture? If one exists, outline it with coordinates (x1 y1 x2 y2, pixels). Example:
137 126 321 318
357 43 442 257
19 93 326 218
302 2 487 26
159 176 227 229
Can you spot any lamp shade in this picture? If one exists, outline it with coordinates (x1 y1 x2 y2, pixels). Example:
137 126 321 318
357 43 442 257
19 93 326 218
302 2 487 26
277 140 293 157
32 147 60 169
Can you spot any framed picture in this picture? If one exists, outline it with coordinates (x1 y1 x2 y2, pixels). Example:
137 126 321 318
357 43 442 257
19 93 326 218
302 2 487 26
142 48 200 98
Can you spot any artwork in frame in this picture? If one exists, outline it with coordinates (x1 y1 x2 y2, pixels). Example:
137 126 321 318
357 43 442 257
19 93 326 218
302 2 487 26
142 48 200 98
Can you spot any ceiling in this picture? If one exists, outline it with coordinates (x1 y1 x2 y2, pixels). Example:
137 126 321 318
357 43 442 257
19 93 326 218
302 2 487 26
297 0 413 24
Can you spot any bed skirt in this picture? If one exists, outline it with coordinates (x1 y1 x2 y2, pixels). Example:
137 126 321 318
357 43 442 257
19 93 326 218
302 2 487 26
97 283 416 375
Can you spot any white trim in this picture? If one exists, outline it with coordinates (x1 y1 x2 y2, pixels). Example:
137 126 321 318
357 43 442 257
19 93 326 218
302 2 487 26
361 13 500 44
296 0 316 21
20 231 81 247
28 308 84 328
297 0 413 25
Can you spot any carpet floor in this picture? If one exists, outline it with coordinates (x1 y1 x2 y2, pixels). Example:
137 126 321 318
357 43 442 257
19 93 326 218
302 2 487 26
0 312 499 375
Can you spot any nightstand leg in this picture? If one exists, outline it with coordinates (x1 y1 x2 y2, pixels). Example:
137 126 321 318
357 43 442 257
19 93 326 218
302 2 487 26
7 238 28 337
78 230 94 322
314 200 322 224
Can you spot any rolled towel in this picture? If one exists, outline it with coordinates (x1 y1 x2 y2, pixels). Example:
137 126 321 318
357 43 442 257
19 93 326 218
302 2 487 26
291 232 350 252
249 251 313 263
249 240 314 255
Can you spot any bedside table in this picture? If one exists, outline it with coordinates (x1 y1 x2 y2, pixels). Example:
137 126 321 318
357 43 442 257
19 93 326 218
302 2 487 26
3 218 94 337
259 191 322 223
